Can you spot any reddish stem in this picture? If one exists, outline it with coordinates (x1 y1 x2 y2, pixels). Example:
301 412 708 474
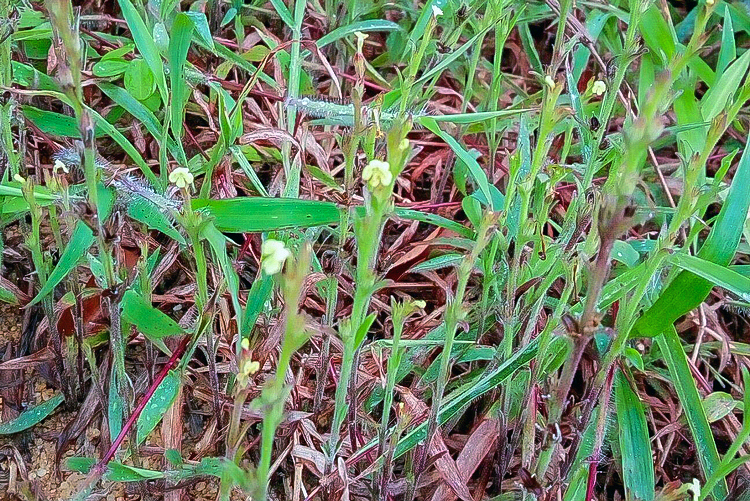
92 335 192 475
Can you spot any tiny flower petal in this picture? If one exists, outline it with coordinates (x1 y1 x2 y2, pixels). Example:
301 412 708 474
169 167 194 189
261 239 291 275
362 159 393 189
688 479 700 501
592 80 607 96
432 5 443 17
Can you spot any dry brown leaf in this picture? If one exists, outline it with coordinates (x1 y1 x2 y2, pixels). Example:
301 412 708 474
431 418 501 501
429 432 473 501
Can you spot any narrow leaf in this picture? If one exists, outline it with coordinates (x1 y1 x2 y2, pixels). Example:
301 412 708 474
29 221 95 306
136 370 181 444
0 394 64 434
121 290 185 340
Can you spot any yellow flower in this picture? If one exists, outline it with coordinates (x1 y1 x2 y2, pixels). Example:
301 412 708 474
169 167 194 189
261 239 291 275
362 159 393 190
592 80 607 96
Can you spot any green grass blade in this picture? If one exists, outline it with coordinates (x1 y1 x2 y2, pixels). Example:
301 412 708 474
657 327 728 500
633 127 750 337
316 20 401 48
361 338 538 459
421 117 495 210
191 197 341 232
669 254 750 301
417 109 531 125
717 5 736 77
701 48 750 121
28 220 94 306
615 369 655 501
414 24 493 85
168 13 193 145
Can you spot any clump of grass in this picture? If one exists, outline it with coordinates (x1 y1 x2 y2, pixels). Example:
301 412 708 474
1 0 750 500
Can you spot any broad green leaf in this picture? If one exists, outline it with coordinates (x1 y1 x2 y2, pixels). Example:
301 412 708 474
703 392 737 423
65 457 95 473
185 12 214 50
117 0 168 103
123 58 156 101
136 370 181 444
92 58 130 77
639 6 676 64
22 106 104 138
0 394 64 434
127 194 185 244
191 197 341 232
0 182 59 215
657 327 728 500
121 290 185 339
615 370 655 501
612 240 640 267
29 221 95 306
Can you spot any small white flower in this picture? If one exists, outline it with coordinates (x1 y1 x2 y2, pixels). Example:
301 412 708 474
362 159 393 190
241 359 260 376
169 167 194 189
431 5 443 18
544 75 556 89
592 80 607 96
261 239 291 275
13 174 25 183
53 159 69 174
